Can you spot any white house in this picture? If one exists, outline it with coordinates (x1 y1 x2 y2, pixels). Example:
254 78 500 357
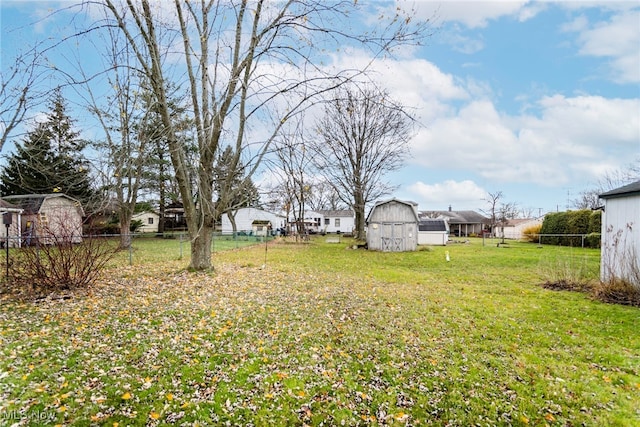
418 219 449 246
317 210 355 234
495 218 543 240
132 211 160 233
222 207 287 235
599 180 640 287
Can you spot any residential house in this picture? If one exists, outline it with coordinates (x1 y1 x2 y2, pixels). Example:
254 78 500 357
132 211 160 233
366 198 418 252
419 208 489 237
4 194 84 244
221 207 287 235
495 217 543 240
164 202 186 230
599 180 640 287
0 199 24 247
317 210 355 234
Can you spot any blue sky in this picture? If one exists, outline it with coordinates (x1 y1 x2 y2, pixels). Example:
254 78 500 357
1 1 639 216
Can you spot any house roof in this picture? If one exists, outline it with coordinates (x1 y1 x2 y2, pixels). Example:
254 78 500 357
3 194 83 215
599 180 640 199
317 209 354 218
419 210 488 225
418 219 448 232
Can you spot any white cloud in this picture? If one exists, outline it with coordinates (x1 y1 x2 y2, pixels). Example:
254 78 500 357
410 1 538 29
407 179 487 210
407 93 640 187
564 9 640 83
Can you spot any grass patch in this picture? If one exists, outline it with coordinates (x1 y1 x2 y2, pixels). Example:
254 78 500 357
0 237 638 425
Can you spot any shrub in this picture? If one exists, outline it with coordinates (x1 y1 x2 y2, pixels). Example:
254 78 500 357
8 216 118 298
540 210 600 248
538 254 596 292
521 224 541 242
540 212 567 245
566 210 591 246
593 279 640 307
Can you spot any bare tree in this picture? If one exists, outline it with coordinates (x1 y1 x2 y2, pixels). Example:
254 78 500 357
0 46 45 152
82 27 153 249
482 191 503 236
573 158 640 209
306 180 346 212
311 85 413 239
99 0 428 270
273 117 315 238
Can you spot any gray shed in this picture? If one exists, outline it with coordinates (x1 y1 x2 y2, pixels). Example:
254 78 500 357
366 198 418 252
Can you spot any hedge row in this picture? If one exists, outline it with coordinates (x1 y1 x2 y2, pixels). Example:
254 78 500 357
540 210 601 248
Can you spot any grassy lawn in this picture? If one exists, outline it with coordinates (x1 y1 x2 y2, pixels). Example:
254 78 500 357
0 237 638 426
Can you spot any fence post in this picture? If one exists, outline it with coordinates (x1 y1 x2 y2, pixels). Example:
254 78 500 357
129 234 133 266
180 233 183 260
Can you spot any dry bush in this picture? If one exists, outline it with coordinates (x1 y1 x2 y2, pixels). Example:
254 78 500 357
592 279 640 307
538 255 595 291
6 214 117 299
521 224 541 243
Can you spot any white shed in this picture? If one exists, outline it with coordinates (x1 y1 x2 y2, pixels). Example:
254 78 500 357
418 219 449 246
366 198 418 252
4 194 84 244
599 180 640 287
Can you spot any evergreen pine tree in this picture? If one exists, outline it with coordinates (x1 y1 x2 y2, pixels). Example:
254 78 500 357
0 89 94 203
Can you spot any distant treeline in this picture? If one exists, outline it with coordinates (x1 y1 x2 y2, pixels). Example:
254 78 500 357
540 210 601 248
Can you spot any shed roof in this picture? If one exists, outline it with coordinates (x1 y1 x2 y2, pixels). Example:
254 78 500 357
0 198 20 210
599 180 640 199
366 198 419 224
418 219 448 232
3 194 83 215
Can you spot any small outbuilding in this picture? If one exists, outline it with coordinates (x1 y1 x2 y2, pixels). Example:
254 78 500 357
418 219 449 246
3 193 84 244
599 180 640 287
366 198 418 252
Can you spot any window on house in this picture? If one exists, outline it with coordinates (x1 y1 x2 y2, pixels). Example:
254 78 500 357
335 218 340 227
325 218 330 225
148 217 154 225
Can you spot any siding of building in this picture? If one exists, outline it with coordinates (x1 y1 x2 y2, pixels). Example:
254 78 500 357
366 199 418 252
132 211 160 233
600 181 640 286
222 208 287 234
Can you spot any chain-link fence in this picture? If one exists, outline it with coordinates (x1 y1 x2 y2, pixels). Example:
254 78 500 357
0 231 275 272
